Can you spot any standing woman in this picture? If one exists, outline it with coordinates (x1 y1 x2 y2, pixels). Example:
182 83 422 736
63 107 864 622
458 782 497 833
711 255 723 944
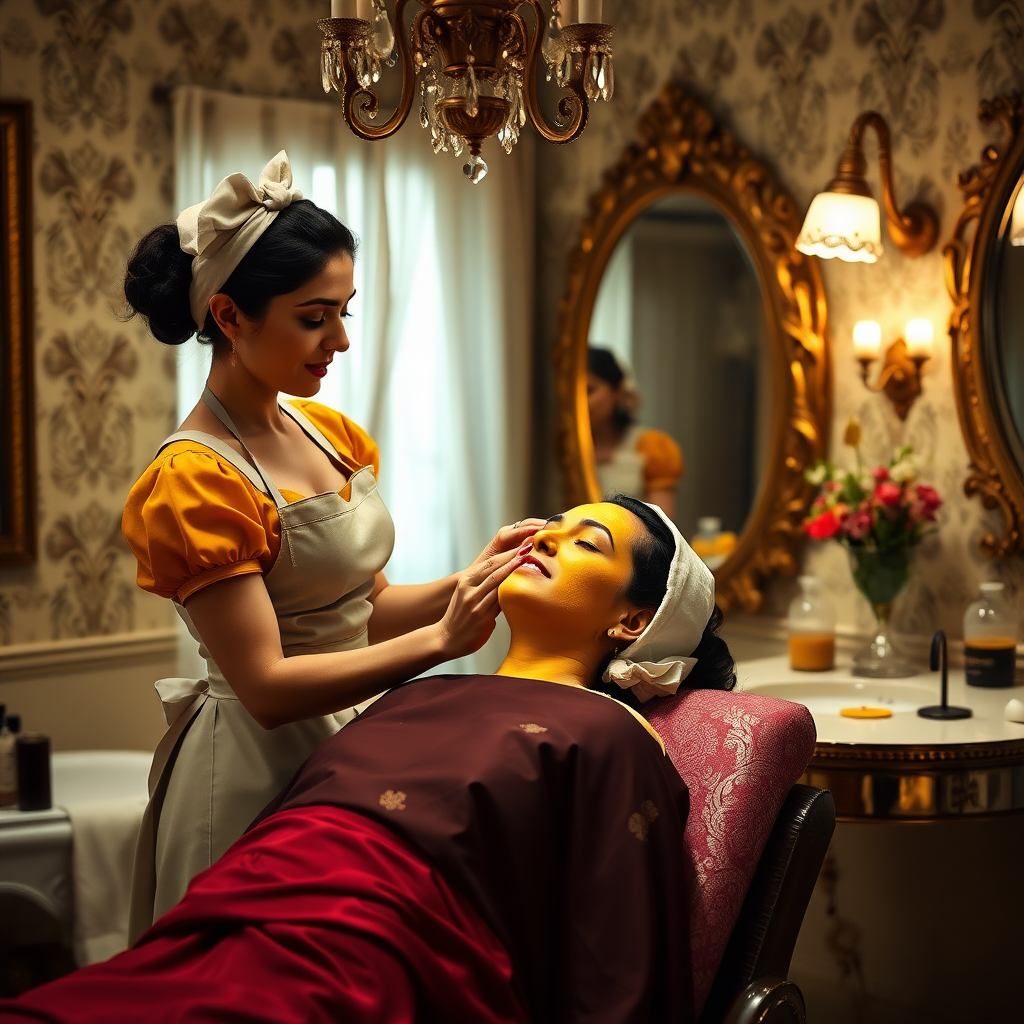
587 347 684 517
121 153 538 938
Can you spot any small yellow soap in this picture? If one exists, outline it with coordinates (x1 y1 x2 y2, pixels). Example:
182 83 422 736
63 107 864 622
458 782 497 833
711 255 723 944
840 706 893 719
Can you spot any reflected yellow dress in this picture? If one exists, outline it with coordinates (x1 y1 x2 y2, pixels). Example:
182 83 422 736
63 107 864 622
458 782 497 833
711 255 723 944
596 424 684 499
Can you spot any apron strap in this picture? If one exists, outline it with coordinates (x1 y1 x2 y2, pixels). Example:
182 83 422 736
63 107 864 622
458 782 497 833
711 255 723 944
158 431 271 496
279 401 357 475
199 387 290 508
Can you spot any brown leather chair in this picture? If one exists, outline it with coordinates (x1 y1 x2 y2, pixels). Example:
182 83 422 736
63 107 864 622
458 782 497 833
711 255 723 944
701 784 836 1024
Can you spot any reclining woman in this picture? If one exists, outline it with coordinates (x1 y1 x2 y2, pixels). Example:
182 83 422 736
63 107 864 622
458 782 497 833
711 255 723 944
4 497 736 1024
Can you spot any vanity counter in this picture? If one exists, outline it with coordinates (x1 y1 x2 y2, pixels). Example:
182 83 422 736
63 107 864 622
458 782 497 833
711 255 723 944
736 655 1024 819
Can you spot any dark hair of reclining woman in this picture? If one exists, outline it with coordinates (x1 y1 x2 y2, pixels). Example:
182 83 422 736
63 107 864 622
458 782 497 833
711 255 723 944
3 496 734 1024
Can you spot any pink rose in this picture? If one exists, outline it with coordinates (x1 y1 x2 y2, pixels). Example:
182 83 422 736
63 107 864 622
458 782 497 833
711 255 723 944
844 508 874 540
915 484 942 510
871 467 890 482
874 481 903 508
909 500 937 523
806 509 842 540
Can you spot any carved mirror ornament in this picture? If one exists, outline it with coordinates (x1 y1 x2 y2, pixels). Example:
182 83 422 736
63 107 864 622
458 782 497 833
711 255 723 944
554 81 831 613
947 93 1024 558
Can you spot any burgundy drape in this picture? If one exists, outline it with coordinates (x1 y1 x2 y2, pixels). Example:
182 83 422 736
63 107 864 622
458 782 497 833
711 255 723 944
2 806 526 1024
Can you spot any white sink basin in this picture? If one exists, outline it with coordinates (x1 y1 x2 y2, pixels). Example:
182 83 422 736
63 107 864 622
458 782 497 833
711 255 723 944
51 751 151 806
736 656 1024 746
741 680 937 717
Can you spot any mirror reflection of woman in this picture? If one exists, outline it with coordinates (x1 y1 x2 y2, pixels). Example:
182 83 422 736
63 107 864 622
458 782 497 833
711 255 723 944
587 347 684 518
119 153 541 937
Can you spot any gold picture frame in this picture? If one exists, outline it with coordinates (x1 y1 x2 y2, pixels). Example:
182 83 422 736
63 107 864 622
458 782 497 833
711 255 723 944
946 93 1024 558
0 99 36 565
553 81 831 612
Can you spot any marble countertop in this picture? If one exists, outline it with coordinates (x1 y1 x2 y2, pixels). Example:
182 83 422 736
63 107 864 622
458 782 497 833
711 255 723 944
736 655 1024 750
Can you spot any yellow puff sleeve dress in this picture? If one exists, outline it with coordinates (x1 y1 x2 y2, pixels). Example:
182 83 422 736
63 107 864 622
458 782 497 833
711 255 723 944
122 392 395 938
595 424 684 499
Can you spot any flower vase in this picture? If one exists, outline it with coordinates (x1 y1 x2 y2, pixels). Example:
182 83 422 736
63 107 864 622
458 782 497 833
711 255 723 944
848 546 916 678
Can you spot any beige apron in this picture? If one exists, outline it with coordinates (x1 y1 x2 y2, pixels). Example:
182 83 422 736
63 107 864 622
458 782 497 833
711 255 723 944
128 388 395 941
596 425 645 499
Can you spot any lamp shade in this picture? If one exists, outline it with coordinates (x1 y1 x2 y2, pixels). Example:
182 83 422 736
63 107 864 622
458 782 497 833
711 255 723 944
796 191 882 263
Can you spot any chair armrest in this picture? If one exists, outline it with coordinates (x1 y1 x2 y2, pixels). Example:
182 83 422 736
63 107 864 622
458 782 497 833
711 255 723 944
700 785 835 1024
722 977 806 1024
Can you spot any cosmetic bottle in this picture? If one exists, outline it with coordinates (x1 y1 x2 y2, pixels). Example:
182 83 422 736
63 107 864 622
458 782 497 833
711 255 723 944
963 582 1018 688
788 576 837 671
0 714 20 807
0 707 14 807
17 733 52 812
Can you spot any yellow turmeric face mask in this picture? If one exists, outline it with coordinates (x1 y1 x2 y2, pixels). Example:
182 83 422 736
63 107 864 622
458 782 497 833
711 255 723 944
498 503 640 648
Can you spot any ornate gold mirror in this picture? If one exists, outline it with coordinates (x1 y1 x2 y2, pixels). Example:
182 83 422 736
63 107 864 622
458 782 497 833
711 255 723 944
554 82 830 612
0 99 35 565
947 94 1024 558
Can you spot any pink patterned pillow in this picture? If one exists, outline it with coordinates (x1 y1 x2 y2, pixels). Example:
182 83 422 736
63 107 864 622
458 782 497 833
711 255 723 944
644 689 816 1014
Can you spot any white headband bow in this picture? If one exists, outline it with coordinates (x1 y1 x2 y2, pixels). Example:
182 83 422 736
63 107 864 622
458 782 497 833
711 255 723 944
602 503 716 703
177 151 304 331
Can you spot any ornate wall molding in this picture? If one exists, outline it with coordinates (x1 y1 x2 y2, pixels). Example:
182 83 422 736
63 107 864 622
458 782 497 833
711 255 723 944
554 80 831 613
0 627 176 678
945 92 1024 558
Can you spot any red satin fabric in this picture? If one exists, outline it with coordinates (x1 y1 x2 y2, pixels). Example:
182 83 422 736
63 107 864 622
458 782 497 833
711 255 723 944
3 806 527 1024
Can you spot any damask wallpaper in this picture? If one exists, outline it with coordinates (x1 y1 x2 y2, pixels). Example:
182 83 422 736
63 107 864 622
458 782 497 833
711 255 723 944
1 0 1023 650
535 0 1024 641
0 0 330 646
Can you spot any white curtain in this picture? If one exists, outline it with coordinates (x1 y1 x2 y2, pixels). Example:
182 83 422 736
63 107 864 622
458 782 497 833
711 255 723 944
172 86 533 672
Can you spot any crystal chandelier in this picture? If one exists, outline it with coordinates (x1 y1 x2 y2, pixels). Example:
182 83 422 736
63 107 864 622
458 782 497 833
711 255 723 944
320 0 615 183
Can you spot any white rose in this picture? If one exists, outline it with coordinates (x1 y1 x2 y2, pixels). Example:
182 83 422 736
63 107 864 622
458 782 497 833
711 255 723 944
805 463 828 486
890 455 921 482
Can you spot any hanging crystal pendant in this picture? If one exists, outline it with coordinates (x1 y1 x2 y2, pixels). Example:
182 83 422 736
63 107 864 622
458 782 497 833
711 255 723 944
541 13 565 74
321 41 332 93
463 153 488 184
556 50 572 88
466 56 480 119
450 134 465 157
371 0 395 61
584 51 600 101
599 52 614 101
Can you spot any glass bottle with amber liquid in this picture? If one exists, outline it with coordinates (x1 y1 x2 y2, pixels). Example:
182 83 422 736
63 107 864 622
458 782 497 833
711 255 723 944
788 577 836 671
963 582 1017 688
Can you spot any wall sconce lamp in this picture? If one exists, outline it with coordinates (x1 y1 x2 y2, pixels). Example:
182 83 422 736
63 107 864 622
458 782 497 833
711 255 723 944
796 111 940 263
852 319 933 419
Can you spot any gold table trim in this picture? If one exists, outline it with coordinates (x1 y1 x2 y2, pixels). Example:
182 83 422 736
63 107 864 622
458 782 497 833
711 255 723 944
805 739 1024 820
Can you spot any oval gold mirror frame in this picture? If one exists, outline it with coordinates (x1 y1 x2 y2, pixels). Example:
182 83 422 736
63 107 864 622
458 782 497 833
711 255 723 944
946 94 1024 558
554 82 831 612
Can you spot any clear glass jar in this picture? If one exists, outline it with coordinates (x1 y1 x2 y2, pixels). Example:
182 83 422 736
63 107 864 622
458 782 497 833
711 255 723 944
788 576 836 671
963 581 1018 688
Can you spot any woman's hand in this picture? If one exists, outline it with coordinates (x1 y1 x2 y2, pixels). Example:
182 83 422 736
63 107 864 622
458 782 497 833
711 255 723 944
436 548 528 660
471 520 546 568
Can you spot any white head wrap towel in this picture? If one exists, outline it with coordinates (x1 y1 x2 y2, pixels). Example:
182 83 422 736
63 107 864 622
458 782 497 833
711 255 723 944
602 502 716 703
177 151 304 331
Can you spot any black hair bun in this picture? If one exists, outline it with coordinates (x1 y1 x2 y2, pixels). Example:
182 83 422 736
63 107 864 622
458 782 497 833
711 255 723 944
685 605 737 692
123 224 196 346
